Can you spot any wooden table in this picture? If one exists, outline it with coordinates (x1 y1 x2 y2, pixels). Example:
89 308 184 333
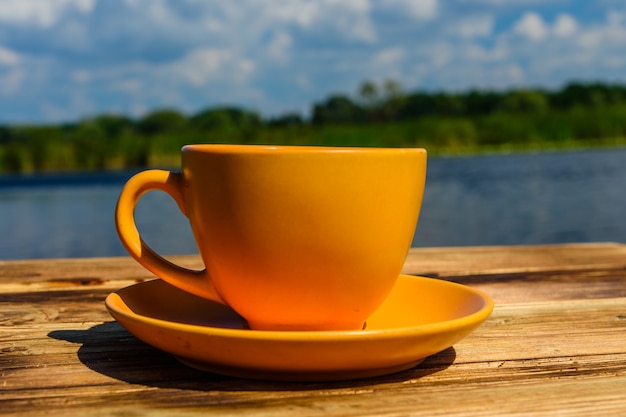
2 243 626 416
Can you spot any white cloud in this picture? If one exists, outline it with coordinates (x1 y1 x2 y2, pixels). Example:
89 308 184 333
514 11 549 41
0 0 94 28
513 12 578 40
170 49 230 86
266 31 293 64
373 47 406 67
0 68 23 96
110 79 142 93
553 14 578 37
260 0 377 42
449 14 495 38
607 9 626 25
365 47 407 82
74 0 95 13
383 0 438 21
4 0 626 122
574 10 626 50
165 48 255 87
320 0 377 42
0 46 20 66
266 0 319 28
422 41 454 69
71 70 92 83
484 7 626 88
0 45 23 97
464 41 509 62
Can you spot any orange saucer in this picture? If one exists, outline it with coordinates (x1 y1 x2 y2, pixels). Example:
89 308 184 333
105 275 493 381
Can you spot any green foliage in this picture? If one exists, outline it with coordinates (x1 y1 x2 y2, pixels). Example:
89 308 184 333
500 89 549 113
136 109 187 136
190 107 261 131
312 94 364 124
3 81 626 173
266 113 305 128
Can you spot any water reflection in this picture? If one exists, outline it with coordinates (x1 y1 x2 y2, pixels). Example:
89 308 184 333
1 148 625 259
413 148 626 247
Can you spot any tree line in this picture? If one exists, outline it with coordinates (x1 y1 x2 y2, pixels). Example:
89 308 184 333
2 80 626 173
312 80 626 123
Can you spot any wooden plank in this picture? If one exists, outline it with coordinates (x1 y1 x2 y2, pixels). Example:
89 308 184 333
2 326 626 417
403 242 626 277
2 297 625 415
460 268 626 303
2 377 626 417
2 244 626 416
2 263 626 306
0 256 193 284
1 243 625 287
2 347 626 416
2 296 624 368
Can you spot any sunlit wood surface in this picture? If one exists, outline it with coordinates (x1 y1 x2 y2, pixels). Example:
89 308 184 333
2 242 626 416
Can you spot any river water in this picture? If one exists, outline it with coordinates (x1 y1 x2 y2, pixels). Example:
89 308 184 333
1 148 625 260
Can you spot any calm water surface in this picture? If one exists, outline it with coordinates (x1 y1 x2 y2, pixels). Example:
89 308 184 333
1 148 625 260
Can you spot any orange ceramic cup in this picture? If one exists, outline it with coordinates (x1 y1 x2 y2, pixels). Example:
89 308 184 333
115 144 427 331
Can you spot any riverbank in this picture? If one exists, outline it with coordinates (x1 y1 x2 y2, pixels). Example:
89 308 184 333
2 134 626 176
4 82 626 174
425 136 626 157
2 148 626 259
3 104 626 173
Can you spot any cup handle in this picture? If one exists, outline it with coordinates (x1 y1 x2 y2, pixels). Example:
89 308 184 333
115 169 225 304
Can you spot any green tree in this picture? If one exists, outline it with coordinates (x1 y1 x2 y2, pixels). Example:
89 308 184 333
190 107 261 131
312 94 364 124
1 143 25 173
500 89 548 113
461 90 502 116
549 82 626 108
70 120 108 169
359 80 380 110
380 79 405 121
399 92 435 119
91 114 134 138
10 126 68 171
267 112 305 127
136 109 187 136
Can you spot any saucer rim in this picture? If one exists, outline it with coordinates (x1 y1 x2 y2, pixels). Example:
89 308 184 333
105 274 494 341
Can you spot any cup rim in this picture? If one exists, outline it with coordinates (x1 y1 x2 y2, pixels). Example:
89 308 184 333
182 144 426 154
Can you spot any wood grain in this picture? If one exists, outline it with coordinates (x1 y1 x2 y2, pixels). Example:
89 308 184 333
2 243 626 416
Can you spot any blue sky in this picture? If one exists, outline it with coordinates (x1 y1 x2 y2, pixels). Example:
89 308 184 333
1 0 626 123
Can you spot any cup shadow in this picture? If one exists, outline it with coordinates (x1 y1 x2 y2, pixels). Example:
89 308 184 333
48 321 457 392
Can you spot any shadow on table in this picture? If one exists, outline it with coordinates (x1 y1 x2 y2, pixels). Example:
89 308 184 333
48 321 456 392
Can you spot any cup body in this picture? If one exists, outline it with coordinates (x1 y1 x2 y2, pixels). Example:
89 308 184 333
116 144 427 331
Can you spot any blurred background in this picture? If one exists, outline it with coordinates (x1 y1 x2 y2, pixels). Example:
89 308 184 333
1 0 625 259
